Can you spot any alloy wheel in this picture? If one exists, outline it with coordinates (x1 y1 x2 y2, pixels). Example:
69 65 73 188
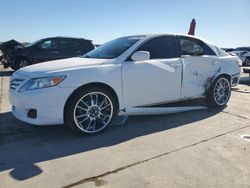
213 78 230 106
73 92 113 133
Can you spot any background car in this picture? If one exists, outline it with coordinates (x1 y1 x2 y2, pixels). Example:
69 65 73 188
9 34 241 135
222 48 235 52
228 47 250 66
230 50 250 66
235 47 250 52
1 37 95 70
0 40 25 66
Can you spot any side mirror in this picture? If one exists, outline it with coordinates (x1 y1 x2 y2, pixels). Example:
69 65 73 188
131 51 150 61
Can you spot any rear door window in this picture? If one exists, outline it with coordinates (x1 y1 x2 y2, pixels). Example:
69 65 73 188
58 39 72 50
179 36 216 56
137 36 179 59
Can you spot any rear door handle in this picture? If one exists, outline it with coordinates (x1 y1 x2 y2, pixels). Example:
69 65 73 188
52 51 58 54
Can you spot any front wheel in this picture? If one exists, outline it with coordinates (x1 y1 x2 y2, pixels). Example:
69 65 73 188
12 58 30 71
65 87 118 134
205 76 231 108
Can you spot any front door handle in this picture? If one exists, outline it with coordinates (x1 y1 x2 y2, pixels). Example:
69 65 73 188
52 51 59 54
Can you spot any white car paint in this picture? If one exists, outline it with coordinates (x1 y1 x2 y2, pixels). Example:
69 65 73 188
122 57 182 107
9 34 241 126
181 55 240 99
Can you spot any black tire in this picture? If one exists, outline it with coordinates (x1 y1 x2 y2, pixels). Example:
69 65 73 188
65 87 118 135
244 57 250 66
12 58 30 71
205 76 231 108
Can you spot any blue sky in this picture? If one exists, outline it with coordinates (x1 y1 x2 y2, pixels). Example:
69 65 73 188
0 0 249 47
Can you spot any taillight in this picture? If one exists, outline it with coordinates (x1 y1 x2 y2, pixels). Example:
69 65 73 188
236 59 242 67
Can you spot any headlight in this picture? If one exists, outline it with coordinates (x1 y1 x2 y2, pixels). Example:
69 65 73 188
19 75 66 92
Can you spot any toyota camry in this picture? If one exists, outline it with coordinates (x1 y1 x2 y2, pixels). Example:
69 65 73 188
9 34 241 134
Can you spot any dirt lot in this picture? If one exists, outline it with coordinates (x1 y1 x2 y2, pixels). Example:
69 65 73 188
0 66 250 188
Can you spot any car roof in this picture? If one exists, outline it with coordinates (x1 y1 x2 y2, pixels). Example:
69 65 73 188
124 33 209 42
41 36 92 42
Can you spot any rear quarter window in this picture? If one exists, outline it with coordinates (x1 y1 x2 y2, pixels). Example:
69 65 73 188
179 36 216 56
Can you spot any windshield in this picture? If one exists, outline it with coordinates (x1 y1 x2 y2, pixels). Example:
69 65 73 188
84 36 144 59
26 39 43 47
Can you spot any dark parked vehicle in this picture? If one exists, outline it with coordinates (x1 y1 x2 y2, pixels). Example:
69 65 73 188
0 37 95 70
222 48 235 52
0 40 24 65
235 47 250 52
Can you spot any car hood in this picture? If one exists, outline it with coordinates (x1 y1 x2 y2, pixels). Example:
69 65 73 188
16 57 113 77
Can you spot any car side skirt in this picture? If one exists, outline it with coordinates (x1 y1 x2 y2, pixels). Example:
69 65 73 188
119 106 207 116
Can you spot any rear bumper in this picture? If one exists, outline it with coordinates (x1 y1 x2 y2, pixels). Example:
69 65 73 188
231 73 240 87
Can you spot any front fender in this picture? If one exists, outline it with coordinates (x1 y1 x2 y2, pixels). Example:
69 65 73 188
58 64 124 109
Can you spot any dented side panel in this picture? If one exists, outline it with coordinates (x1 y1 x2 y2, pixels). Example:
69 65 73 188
181 55 240 99
181 55 222 99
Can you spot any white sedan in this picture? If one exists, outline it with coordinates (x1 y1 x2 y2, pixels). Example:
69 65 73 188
9 34 241 134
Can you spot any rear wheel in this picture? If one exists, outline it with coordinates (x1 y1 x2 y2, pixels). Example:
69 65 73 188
205 76 231 108
65 87 118 134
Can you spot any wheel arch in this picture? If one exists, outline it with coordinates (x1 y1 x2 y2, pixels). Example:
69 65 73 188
15 55 32 64
205 73 232 108
206 73 231 92
63 82 120 122
216 73 231 82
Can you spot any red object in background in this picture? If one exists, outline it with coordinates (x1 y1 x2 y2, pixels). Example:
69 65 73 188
188 18 196 35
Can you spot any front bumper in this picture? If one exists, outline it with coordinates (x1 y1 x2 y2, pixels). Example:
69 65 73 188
1 60 12 69
0 55 14 68
9 83 74 126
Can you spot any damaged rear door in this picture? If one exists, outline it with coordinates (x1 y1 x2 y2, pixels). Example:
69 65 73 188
179 36 220 99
